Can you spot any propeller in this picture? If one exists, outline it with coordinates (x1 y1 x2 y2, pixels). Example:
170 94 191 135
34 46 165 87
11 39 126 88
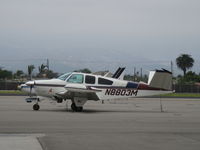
28 81 35 97
29 84 33 97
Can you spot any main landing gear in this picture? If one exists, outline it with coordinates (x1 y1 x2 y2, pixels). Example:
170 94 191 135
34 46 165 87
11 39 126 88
71 103 83 112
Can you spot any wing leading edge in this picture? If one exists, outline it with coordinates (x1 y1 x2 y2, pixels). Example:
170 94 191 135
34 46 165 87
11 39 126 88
56 83 101 100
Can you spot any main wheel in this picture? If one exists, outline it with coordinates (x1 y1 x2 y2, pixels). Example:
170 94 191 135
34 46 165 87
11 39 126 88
71 103 77 111
33 104 40 111
71 103 83 112
77 107 83 112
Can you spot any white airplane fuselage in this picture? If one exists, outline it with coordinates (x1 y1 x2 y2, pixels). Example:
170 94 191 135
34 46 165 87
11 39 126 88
21 70 173 111
33 79 66 98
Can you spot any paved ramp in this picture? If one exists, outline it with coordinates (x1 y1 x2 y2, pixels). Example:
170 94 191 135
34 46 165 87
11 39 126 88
0 134 44 150
1 96 200 150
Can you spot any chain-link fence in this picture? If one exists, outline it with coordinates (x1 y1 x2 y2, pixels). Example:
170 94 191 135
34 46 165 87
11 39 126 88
174 84 200 93
0 81 200 93
0 81 24 90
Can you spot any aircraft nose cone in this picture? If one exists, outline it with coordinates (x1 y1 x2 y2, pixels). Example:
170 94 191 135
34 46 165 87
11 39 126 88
26 81 35 86
18 83 28 92
17 85 22 90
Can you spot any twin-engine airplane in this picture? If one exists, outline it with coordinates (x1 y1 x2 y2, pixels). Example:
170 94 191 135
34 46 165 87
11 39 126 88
20 68 172 112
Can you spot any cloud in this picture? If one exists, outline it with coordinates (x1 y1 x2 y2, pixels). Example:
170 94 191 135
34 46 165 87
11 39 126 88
0 0 199 74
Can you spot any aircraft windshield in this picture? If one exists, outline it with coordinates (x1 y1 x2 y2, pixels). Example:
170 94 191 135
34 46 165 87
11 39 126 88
58 72 72 81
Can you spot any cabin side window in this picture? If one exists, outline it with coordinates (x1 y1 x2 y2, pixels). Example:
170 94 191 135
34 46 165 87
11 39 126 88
67 74 83 83
98 78 113 85
85 75 95 84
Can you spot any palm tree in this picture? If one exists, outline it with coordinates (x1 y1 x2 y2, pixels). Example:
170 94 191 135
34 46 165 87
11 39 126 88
14 70 24 78
38 64 46 74
176 54 194 76
28 65 35 80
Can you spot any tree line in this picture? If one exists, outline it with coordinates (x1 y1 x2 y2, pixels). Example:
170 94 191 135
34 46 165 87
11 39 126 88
0 54 199 84
0 63 58 80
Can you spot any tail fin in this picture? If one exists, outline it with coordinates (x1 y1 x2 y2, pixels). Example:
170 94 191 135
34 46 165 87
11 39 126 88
112 67 125 80
148 69 172 90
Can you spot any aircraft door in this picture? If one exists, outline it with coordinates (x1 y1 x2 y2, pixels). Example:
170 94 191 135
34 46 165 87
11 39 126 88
67 74 84 84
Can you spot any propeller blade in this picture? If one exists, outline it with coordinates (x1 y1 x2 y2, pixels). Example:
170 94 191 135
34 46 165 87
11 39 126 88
29 81 35 97
29 85 32 97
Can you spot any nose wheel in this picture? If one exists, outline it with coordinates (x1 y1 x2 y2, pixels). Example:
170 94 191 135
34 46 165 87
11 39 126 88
33 103 40 111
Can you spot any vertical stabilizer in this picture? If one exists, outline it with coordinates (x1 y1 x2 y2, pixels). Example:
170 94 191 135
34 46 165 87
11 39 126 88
148 69 172 90
112 67 125 80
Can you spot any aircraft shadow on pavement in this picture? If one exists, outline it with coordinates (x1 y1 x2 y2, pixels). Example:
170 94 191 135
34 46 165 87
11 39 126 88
37 108 167 114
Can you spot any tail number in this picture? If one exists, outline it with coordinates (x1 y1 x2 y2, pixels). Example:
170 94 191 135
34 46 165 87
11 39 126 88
105 89 137 96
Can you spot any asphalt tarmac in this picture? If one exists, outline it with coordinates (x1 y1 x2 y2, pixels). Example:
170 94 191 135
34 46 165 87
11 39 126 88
0 96 200 150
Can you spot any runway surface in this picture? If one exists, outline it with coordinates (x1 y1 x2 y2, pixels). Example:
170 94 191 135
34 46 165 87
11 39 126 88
0 96 200 150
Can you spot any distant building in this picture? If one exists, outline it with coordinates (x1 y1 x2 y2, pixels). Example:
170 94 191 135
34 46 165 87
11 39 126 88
93 71 113 77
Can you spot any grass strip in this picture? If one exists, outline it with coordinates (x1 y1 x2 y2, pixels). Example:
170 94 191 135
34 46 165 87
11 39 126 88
161 93 200 98
0 90 27 95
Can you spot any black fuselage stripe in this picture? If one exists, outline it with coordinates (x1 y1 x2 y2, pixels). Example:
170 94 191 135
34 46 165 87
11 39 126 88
34 84 168 91
88 86 167 91
35 84 65 87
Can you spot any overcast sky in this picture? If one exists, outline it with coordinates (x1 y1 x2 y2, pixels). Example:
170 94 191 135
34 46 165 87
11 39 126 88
0 0 199 74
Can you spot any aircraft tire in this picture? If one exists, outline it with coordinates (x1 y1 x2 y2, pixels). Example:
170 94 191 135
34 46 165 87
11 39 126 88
71 103 83 112
33 104 40 111
77 107 83 112
71 103 77 111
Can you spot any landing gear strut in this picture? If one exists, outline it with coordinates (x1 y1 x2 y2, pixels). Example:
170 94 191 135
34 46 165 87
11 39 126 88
33 103 40 111
71 103 83 112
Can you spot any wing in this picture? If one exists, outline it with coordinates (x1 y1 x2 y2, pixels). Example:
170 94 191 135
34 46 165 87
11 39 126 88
55 83 101 101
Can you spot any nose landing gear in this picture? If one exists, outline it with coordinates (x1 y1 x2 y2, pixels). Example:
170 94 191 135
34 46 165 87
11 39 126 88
33 98 40 111
33 103 40 111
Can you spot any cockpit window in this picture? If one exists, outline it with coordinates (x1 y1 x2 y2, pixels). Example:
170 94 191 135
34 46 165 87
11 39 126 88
67 74 83 83
58 73 72 81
